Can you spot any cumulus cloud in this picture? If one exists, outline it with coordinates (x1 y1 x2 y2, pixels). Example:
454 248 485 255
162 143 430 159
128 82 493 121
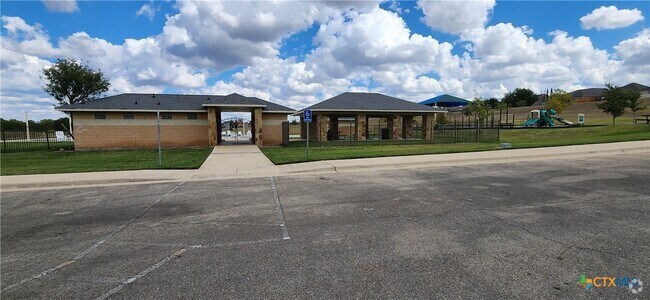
1 1 649 120
136 1 158 21
42 0 79 13
580 6 644 30
418 0 495 34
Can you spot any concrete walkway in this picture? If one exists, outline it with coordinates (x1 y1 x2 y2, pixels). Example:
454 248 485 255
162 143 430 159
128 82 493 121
198 145 277 175
1 141 648 191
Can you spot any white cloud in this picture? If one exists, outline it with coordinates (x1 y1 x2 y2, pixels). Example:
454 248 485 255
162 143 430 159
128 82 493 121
1 1 649 120
136 2 158 21
42 0 79 13
580 6 644 30
418 0 495 34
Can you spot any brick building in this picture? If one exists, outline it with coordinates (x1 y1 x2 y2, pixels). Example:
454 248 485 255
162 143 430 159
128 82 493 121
55 93 295 150
297 92 445 141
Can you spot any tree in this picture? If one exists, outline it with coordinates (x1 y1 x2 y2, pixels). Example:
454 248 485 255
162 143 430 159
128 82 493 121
545 89 574 114
598 84 630 126
468 98 491 125
502 88 537 107
42 59 110 105
626 89 645 120
435 113 449 125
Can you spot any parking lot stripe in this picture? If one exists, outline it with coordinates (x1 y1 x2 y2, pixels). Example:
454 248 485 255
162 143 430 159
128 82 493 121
0 181 187 294
269 177 291 240
95 247 194 300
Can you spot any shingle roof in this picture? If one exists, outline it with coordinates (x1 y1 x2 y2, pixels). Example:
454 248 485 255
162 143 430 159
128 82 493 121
420 94 470 106
55 93 295 113
301 92 445 113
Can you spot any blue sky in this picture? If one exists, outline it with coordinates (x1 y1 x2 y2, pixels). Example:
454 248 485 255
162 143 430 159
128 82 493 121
1 1 649 120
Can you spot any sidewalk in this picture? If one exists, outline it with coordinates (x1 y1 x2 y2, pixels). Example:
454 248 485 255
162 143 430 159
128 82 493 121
1 141 648 191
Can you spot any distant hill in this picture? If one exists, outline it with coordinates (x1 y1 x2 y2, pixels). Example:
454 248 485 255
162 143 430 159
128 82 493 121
622 83 650 93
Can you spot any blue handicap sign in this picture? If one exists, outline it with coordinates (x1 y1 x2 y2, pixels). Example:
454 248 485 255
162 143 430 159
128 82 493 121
304 109 312 122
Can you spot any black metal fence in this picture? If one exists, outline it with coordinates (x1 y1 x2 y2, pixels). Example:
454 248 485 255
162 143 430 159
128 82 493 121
289 120 430 146
432 123 500 143
1 129 74 153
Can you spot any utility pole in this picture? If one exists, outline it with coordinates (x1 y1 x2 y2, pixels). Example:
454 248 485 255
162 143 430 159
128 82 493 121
25 111 30 141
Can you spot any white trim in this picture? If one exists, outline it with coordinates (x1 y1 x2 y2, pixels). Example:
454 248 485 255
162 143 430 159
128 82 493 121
56 108 207 113
263 111 295 114
201 104 266 108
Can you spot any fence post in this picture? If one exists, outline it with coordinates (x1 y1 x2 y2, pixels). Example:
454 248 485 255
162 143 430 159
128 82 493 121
1 129 5 152
46 130 51 150
454 120 458 143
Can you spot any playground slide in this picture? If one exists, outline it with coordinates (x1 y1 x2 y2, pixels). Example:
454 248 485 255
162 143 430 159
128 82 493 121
522 118 539 127
552 116 573 125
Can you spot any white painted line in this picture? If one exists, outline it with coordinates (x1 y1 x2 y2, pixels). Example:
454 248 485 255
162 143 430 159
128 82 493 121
0 181 187 294
0 260 77 293
95 247 195 300
269 177 291 240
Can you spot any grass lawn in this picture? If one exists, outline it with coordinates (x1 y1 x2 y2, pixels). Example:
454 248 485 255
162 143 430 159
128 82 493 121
0 148 213 176
261 125 650 164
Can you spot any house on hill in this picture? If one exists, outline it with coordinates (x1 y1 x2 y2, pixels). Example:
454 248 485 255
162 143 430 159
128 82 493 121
570 88 606 102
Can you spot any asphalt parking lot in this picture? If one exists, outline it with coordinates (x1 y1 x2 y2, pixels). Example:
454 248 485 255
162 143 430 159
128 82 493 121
1 152 648 299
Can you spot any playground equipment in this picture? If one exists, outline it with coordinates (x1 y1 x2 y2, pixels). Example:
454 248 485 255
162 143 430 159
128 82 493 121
522 109 574 127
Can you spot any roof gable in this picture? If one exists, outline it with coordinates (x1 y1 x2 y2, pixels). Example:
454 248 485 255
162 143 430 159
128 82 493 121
303 92 444 113
56 93 295 113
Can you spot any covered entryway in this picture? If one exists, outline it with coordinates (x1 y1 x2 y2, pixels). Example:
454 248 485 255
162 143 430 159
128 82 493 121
220 114 252 145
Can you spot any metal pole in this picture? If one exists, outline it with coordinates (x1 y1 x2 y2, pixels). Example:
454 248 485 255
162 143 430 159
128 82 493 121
306 122 310 160
25 111 30 141
157 111 162 167
46 130 50 150
68 112 73 135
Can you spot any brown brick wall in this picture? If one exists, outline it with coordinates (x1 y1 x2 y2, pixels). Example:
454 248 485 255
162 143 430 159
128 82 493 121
261 113 288 146
72 112 209 150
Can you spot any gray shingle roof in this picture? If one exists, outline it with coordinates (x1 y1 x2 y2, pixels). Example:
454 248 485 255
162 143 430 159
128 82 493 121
302 92 445 113
55 93 295 113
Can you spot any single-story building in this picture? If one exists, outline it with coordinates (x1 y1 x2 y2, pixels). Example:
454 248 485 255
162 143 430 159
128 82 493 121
55 93 295 149
297 92 446 141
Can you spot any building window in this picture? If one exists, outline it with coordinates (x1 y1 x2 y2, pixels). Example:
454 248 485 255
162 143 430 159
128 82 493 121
95 113 106 120
161 113 173 120
187 113 198 120
123 112 135 120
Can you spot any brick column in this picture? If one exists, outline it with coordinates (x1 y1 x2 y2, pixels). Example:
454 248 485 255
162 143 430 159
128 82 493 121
208 107 218 146
254 108 263 147
403 115 414 139
422 113 435 141
392 114 403 140
356 114 367 140
315 114 328 141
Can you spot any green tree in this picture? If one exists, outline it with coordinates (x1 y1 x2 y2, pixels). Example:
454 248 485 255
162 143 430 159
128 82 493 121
435 113 449 124
545 89 574 114
626 89 645 120
42 59 110 105
502 88 537 107
598 84 630 126
468 98 491 125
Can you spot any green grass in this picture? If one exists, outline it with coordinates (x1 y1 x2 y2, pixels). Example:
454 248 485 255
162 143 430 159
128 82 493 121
261 125 650 165
0 148 213 176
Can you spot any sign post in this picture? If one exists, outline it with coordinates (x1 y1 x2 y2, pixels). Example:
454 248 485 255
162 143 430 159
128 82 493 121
304 109 312 160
